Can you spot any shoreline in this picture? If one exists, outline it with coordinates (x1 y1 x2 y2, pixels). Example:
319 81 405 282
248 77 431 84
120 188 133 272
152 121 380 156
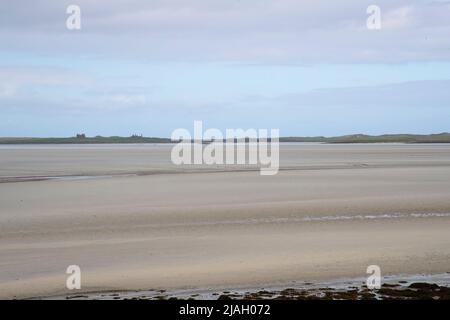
42 273 450 300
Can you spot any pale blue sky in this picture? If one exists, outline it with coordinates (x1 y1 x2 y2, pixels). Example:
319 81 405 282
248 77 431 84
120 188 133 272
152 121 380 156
1 0 450 137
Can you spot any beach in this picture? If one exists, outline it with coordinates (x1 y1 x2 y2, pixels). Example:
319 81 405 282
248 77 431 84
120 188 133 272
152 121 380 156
1 143 450 299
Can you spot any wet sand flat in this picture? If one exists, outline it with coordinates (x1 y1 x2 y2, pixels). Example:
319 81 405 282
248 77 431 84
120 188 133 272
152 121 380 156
0 143 450 299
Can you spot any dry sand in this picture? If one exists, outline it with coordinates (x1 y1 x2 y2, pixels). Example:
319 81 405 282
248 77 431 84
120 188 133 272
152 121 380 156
0 143 450 299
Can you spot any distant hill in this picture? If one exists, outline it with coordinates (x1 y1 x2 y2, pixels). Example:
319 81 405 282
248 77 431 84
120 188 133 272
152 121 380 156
0 133 449 144
281 133 450 143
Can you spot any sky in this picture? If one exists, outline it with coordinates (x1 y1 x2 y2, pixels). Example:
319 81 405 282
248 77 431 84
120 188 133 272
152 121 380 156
1 0 450 137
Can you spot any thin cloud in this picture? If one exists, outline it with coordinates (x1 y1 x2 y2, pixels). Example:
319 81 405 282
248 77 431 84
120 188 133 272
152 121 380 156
1 0 450 63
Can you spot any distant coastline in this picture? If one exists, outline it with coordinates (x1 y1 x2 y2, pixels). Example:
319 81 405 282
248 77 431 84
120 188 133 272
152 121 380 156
0 133 449 144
